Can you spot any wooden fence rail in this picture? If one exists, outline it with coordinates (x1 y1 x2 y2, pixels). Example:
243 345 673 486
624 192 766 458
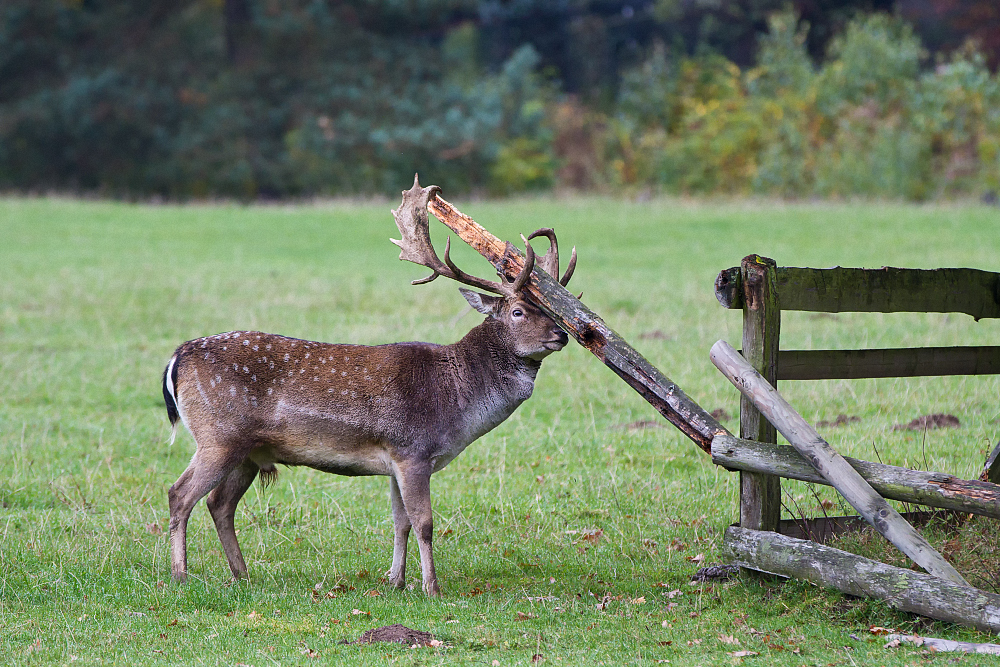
715 266 1000 320
712 434 1000 519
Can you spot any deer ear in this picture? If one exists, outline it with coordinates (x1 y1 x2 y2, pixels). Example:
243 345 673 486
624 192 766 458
459 288 500 316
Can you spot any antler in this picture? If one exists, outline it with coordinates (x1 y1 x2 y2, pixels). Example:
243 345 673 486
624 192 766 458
392 175 535 296
526 228 576 286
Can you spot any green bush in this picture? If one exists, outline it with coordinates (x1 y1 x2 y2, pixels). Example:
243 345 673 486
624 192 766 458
613 10 1000 199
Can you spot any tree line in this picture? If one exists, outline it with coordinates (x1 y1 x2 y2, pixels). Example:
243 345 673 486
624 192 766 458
1 0 997 199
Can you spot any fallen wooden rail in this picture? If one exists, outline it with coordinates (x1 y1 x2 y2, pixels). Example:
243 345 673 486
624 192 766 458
713 434 1000 519
406 181 727 452
725 527 1000 633
884 634 1000 655
711 339 968 585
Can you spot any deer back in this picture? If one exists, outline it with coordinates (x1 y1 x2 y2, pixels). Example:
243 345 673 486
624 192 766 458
165 297 562 475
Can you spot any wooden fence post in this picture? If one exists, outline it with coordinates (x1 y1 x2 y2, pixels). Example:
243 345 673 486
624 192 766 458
739 255 781 532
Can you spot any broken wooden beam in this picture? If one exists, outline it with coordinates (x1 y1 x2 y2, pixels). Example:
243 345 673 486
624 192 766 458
713 434 1000 519
715 266 1000 320
422 187 727 452
725 527 999 633
711 339 968 586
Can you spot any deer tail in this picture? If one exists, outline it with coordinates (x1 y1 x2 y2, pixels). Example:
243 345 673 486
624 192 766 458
162 355 181 446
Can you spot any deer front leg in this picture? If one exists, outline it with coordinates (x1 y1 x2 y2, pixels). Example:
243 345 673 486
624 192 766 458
393 462 439 596
386 475 411 589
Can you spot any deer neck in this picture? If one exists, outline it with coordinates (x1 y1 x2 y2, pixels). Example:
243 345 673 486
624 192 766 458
445 318 541 439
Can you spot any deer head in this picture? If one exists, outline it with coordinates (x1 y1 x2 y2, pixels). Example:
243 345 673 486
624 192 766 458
391 175 575 361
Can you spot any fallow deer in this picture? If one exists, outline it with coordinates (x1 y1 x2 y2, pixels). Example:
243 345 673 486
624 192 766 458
161 179 575 595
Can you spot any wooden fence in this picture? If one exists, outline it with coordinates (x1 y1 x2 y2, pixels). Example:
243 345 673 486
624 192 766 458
710 255 1000 630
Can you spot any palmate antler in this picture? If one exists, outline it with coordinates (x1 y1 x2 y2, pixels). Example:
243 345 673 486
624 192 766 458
391 175 574 295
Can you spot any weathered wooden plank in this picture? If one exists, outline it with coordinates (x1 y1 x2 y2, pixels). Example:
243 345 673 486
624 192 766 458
710 340 968 585
739 255 781 532
424 190 728 453
725 527 1000 632
885 634 1000 654
713 434 1000 519
715 266 1000 319
777 346 1000 380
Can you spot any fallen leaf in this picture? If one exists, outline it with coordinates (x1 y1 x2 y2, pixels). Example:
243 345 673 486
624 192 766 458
686 639 702 646
145 523 163 535
885 639 901 648
531 654 543 663
718 634 740 645
515 611 537 621
728 650 758 658
685 553 705 564
869 626 895 635
364 590 381 597
663 589 682 599
579 528 604 545
630 597 646 605
351 609 371 616
247 611 259 620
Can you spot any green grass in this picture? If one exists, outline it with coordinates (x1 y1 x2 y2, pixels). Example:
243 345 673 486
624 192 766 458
2 194 1000 665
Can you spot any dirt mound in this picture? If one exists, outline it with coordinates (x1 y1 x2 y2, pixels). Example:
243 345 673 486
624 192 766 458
342 624 434 646
894 414 960 431
816 414 861 428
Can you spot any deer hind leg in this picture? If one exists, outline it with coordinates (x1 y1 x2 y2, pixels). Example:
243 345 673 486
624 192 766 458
392 463 439 596
167 447 245 582
206 459 259 580
386 475 411 589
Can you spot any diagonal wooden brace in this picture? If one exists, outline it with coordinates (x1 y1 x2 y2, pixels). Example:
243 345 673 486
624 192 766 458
422 187 728 452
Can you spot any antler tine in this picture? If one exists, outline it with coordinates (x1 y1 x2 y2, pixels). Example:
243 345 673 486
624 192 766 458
442 236 506 295
526 227 575 287
526 228 559 279
560 246 577 286
509 238 536 293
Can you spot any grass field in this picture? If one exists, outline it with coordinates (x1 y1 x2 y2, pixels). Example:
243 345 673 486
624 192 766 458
2 194 1000 665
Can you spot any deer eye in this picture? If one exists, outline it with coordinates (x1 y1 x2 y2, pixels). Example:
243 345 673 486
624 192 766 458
511 308 524 318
